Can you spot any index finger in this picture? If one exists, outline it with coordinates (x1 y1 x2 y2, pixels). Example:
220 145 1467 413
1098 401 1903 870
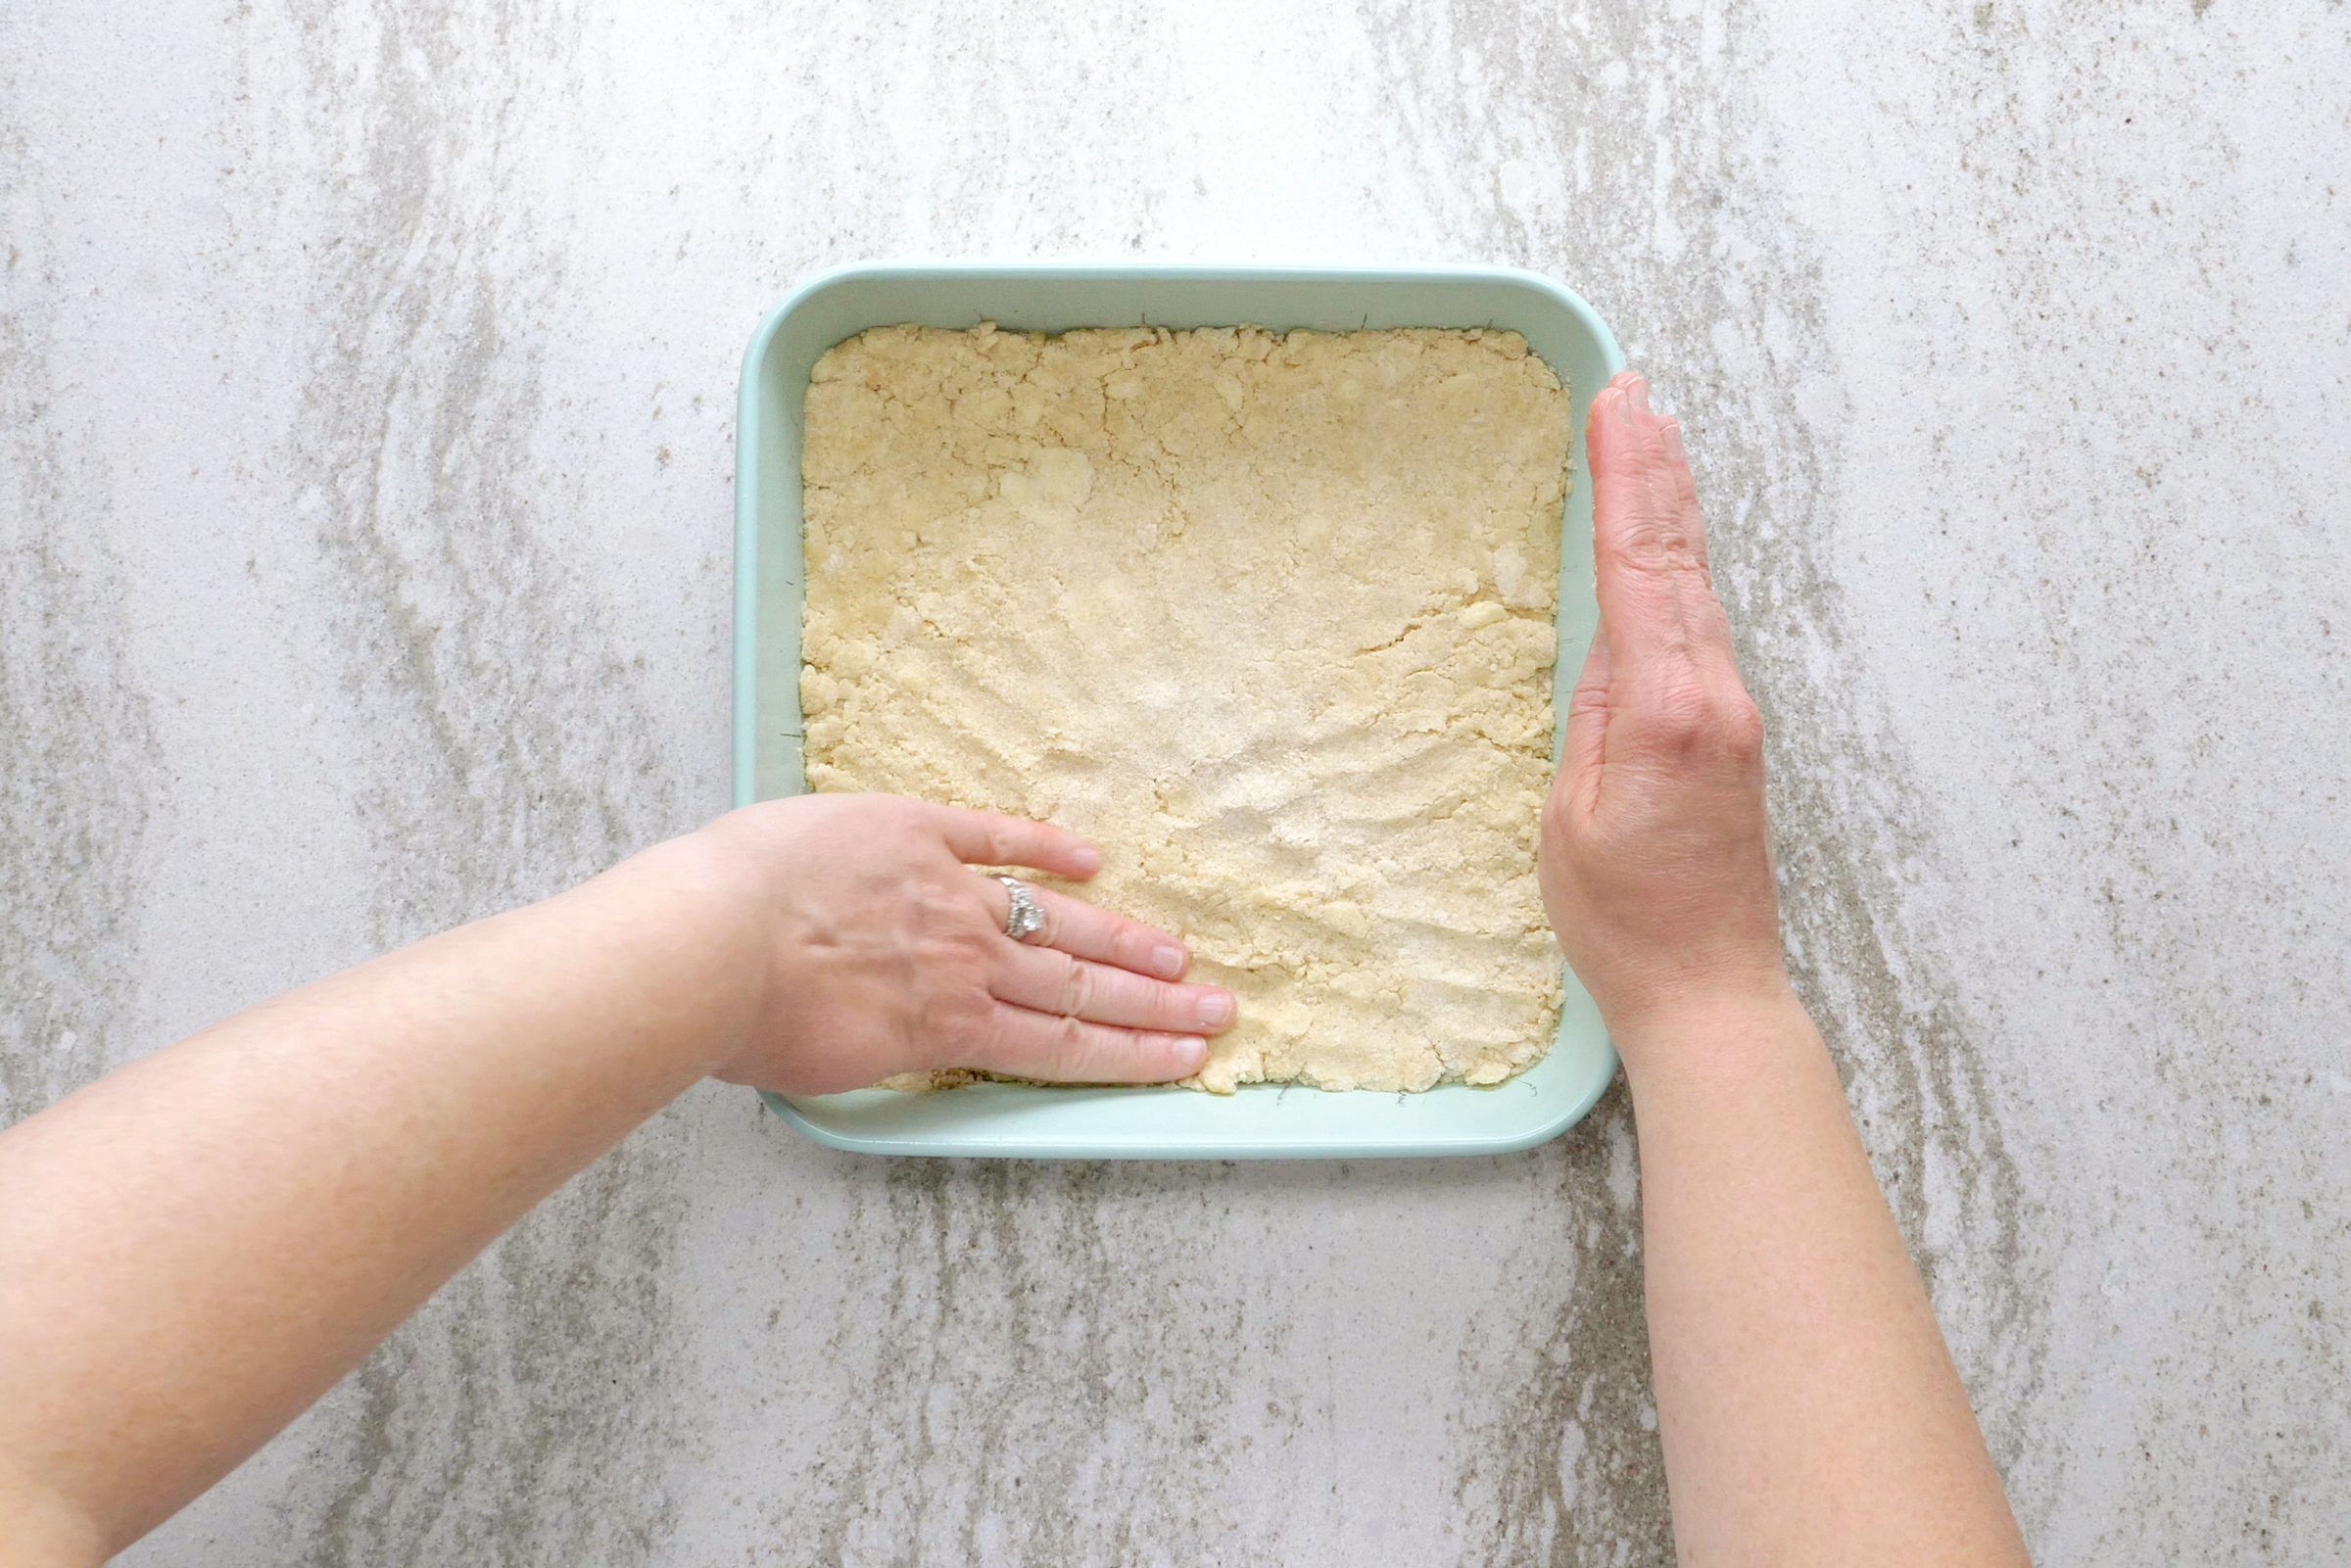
929 803 1104 879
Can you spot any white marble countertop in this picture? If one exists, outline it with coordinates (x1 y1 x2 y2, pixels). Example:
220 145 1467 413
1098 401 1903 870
4 2 2345 1563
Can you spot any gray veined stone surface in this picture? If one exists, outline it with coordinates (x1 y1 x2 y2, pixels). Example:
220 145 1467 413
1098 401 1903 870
2 0 2346 1562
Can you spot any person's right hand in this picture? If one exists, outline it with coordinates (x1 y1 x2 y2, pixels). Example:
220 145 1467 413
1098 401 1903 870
1539 372 1792 1059
686 793 1234 1095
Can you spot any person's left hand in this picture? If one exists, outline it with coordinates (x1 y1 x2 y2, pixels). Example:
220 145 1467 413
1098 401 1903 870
687 793 1234 1094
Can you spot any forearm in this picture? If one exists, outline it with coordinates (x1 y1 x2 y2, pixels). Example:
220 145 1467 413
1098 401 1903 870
0 834 756 1559
1625 989 2028 1566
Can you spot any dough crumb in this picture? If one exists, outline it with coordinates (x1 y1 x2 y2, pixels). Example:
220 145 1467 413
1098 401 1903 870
801 324 1572 1093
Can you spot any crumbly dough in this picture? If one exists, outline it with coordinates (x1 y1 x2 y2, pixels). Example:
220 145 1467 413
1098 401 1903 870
800 323 1570 1092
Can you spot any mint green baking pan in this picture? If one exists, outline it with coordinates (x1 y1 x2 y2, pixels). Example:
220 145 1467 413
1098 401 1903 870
735 262 1623 1159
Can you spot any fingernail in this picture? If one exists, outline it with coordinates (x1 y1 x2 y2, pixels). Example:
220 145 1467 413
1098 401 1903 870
1176 1035 1209 1071
1070 845 1102 875
1198 991 1235 1028
1151 943 1187 978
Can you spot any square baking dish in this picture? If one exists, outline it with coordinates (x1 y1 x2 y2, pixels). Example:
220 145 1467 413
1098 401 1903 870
735 262 1623 1159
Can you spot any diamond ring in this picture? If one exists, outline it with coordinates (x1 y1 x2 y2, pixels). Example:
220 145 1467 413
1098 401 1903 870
993 875 1046 942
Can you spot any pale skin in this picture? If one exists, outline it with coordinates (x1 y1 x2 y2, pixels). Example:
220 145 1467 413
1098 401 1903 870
0 372 2027 1566
1547 374 2030 1565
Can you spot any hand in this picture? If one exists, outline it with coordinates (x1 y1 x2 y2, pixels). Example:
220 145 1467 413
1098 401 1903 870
689 793 1234 1094
1540 372 1790 1057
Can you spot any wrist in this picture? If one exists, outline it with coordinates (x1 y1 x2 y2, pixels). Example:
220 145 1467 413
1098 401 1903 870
579 832 775 1081
1607 977 1817 1100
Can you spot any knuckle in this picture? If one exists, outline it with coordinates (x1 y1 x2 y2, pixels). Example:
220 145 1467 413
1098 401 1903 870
1641 682 1716 749
1131 978 1174 1028
962 1009 1017 1072
916 879 970 927
1047 1014 1092 1078
1718 693 1766 762
1640 681 1763 761
920 988 990 1061
950 982 995 1028
1055 955 1093 1018
1603 523 1705 579
917 901 989 963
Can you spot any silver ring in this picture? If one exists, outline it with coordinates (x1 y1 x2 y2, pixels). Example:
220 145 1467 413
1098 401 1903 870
993 875 1046 942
